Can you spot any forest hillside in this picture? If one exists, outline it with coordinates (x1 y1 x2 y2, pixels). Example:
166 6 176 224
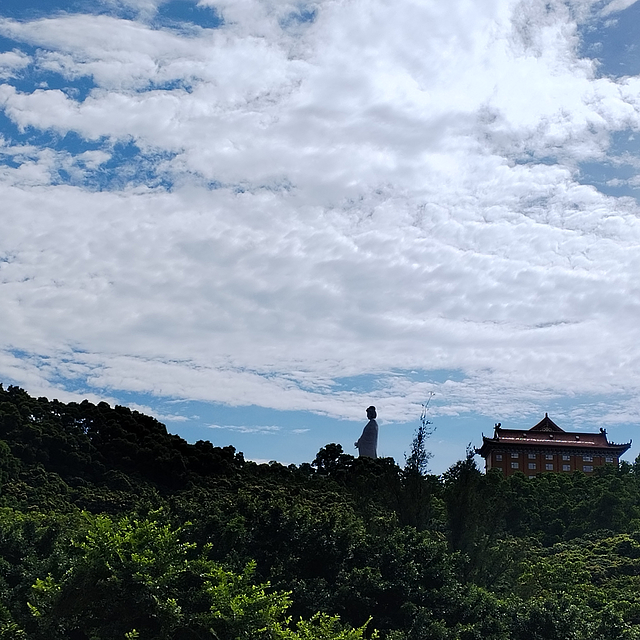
2 384 640 639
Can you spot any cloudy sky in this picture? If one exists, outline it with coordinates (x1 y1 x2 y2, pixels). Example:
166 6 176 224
2 0 640 473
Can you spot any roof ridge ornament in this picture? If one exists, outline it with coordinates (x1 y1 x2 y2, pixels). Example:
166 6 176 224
530 413 564 432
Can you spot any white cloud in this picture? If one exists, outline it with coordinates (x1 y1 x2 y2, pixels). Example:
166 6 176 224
2 0 640 438
0 50 30 79
600 0 640 16
208 424 282 434
77 149 111 168
126 403 190 421
98 0 167 21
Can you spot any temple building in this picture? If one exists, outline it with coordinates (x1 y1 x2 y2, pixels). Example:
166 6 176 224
476 414 632 477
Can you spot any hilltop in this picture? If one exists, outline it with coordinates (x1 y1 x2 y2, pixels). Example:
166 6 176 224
3 384 640 639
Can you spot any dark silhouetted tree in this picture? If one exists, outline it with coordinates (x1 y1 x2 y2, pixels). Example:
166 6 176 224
404 395 435 477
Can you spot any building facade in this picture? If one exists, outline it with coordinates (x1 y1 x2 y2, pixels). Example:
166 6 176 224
476 414 631 477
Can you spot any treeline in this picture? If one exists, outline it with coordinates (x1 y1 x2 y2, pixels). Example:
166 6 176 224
2 384 640 639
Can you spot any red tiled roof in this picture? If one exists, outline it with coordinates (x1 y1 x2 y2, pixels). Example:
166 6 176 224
485 432 609 448
476 415 631 457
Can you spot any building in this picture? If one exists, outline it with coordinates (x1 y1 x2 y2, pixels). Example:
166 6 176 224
476 414 632 477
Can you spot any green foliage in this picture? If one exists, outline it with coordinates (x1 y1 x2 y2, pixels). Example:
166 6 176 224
0 602 27 640
0 385 245 498
403 400 434 477
283 613 375 640
0 439 19 486
5 385 640 639
23 513 370 640
399 408 440 532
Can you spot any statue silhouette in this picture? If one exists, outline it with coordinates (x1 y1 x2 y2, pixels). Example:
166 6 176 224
355 406 378 458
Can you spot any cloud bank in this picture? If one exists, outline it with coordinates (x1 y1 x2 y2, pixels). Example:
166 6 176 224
2 0 640 440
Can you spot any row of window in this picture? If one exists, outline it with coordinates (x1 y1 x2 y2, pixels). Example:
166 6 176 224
495 453 612 463
509 462 594 472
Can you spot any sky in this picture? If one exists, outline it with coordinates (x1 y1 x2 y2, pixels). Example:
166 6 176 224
2 0 640 474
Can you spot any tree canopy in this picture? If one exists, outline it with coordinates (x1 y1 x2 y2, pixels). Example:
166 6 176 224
2 384 640 639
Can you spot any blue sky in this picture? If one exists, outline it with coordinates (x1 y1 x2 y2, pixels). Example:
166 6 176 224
2 0 640 474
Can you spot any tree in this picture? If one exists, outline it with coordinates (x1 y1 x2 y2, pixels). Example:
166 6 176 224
26 512 372 640
399 396 441 531
312 444 353 476
404 396 435 477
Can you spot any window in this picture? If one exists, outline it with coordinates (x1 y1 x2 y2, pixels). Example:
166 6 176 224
546 463 553 470
495 454 503 461
563 464 570 471
546 454 553 460
605 456 613 463
528 475 535 479
511 462 519 469
511 452 519 459
528 453 536 459
562 455 570 461
583 465 593 472
528 463 536 469
583 455 593 462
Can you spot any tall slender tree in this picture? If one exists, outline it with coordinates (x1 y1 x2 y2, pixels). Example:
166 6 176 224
404 394 435 477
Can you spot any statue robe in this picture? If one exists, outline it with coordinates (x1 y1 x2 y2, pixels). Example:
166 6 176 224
356 419 378 458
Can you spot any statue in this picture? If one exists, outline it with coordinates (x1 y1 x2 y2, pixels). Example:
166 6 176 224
355 406 378 458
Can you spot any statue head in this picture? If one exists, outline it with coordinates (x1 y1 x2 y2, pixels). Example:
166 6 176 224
366 406 377 419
